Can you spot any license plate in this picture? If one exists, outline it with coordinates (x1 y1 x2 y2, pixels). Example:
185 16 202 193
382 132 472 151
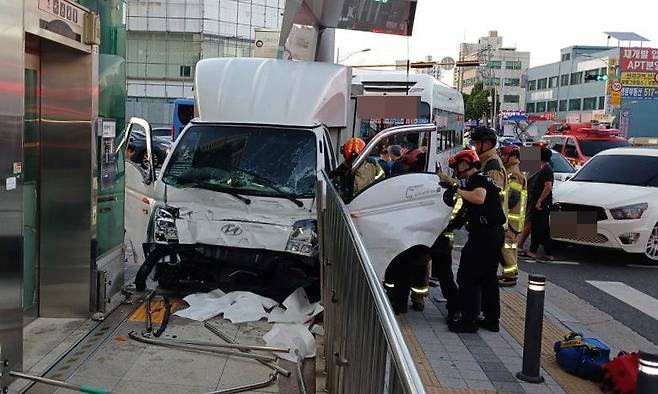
550 211 598 239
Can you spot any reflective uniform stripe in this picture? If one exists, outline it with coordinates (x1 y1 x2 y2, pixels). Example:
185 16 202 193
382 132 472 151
506 173 527 232
411 287 429 295
384 282 395 288
503 266 518 274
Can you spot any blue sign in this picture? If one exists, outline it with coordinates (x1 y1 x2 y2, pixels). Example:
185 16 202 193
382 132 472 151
621 86 658 100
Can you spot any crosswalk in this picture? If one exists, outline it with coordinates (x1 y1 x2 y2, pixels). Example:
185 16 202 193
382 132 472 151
586 281 658 321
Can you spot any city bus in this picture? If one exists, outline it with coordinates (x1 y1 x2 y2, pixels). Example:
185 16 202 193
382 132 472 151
351 71 465 170
172 98 194 140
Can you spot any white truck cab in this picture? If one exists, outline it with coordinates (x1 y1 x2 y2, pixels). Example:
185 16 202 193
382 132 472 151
120 58 452 298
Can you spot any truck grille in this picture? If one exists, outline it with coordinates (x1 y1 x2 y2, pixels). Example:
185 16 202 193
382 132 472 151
552 203 608 221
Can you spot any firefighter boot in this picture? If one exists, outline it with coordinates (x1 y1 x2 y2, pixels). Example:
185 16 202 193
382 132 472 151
498 272 518 287
411 292 425 312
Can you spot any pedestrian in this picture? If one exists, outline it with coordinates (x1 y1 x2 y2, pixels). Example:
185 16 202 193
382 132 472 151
523 147 555 262
388 144 404 176
498 145 528 287
445 149 506 333
378 146 393 177
330 137 384 197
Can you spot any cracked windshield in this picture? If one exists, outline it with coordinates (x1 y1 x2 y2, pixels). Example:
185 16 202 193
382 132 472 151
162 125 317 198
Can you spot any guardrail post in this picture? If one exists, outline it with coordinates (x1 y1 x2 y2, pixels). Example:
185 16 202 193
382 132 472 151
516 274 546 384
637 351 658 394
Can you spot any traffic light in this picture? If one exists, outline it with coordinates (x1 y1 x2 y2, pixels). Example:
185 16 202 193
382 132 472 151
585 74 608 82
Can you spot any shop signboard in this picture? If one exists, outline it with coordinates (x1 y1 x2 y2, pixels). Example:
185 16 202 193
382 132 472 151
620 47 658 100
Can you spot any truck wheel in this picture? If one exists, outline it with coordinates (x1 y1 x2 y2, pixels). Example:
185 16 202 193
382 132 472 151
645 222 658 264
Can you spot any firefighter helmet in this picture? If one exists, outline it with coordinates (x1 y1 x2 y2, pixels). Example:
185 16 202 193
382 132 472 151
501 144 520 158
341 138 366 161
469 126 498 144
448 149 481 170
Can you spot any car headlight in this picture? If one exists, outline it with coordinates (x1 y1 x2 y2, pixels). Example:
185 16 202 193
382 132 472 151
609 203 648 220
154 207 179 243
286 220 318 257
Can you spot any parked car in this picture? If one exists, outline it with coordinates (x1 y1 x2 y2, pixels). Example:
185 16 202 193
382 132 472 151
553 147 658 262
128 130 170 169
152 127 173 144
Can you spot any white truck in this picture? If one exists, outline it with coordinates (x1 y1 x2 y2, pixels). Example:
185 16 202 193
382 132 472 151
121 58 452 299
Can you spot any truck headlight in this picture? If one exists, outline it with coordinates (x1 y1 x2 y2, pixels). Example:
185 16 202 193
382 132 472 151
154 207 179 243
610 203 648 220
286 220 318 257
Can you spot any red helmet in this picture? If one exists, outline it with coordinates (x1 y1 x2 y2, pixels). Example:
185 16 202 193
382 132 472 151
342 138 366 161
449 149 481 170
501 145 520 157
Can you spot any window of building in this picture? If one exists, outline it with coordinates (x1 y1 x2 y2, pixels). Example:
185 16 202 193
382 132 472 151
570 72 583 85
547 100 558 112
569 98 582 111
562 53 571 61
598 96 605 110
504 95 520 103
560 74 570 86
583 97 597 110
485 77 501 87
504 78 520 87
537 78 548 90
180 65 191 77
528 80 536 91
489 60 502 69
600 67 607 76
548 76 559 88
506 60 522 70
559 100 568 111
536 101 547 112
526 102 536 113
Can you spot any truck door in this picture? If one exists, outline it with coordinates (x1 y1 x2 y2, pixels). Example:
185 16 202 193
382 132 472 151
344 124 451 279
117 117 157 265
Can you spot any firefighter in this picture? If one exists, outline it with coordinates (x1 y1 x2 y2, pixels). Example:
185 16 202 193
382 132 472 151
446 149 506 333
499 145 528 287
330 137 384 197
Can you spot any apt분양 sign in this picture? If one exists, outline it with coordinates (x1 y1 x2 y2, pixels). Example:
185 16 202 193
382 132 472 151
620 47 658 72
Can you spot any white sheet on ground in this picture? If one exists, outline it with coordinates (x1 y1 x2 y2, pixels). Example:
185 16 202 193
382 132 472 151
263 323 316 362
174 289 278 322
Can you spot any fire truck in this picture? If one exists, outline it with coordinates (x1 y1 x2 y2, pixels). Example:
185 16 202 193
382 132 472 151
541 122 630 168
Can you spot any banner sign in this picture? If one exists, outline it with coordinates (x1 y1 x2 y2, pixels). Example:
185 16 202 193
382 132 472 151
620 48 658 72
621 72 658 87
622 86 658 100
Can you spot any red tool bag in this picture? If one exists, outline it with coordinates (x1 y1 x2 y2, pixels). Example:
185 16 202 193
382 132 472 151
602 352 639 394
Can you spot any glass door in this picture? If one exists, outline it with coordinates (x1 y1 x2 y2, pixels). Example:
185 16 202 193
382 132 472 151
23 51 40 320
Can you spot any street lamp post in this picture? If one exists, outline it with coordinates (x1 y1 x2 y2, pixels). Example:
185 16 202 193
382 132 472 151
337 48 372 63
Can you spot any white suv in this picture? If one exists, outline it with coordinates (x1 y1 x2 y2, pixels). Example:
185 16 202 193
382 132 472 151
553 147 658 262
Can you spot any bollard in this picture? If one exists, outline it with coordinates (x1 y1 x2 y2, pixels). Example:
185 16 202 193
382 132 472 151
516 274 546 384
637 351 658 394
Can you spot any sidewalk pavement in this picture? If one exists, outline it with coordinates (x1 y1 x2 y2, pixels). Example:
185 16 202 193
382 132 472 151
400 255 658 394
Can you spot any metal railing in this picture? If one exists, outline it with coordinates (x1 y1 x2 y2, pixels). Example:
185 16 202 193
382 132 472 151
318 172 427 394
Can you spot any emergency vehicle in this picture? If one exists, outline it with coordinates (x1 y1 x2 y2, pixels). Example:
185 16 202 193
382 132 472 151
541 123 630 168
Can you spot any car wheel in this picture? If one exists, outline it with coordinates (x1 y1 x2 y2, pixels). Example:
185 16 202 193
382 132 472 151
645 222 658 263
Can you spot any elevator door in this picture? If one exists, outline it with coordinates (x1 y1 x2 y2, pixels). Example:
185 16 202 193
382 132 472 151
23 51 40 319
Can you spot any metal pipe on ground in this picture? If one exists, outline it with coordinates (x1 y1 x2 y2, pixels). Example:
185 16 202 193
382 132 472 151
637 351 658 394
204 321 292 377
10 371 115 394
203 373 278 394
156 338 289 353
516 274 546 383
128 331 276 362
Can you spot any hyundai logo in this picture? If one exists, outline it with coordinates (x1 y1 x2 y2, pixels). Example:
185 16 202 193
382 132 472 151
221 224 243 236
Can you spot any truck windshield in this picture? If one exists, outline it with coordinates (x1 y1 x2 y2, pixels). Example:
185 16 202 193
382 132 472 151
162 125 317 198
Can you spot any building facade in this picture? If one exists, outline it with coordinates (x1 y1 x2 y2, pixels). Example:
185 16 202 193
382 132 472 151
126 0 286 127
454 31 530 112
524 46 616 124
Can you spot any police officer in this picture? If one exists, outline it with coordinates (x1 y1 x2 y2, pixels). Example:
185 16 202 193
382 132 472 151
445 149 506 333
499 145 528 287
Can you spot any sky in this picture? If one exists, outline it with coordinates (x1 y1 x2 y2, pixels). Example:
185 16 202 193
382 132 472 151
335 0 658 84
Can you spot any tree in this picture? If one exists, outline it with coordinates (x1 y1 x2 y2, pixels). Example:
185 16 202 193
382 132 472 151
464 82 491 121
